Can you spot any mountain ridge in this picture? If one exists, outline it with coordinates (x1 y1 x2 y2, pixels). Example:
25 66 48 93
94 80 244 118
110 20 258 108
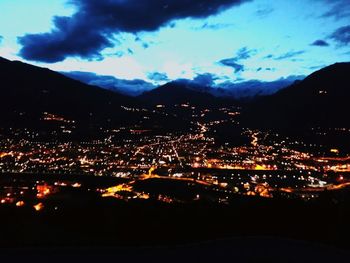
241 62 350 129
138 80 235 106
0 56 138 126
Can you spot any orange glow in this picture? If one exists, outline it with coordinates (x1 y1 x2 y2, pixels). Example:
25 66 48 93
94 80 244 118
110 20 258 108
255 164 265 170
33 203 44 211
138 193 150 199
37 185 52 198
251 132 259 147
255 184 272 198
72 183 81 188
102 184 133 197
193 163 200 168
148 166 156 176
280 188 293 193
16 201 25 207
330 149 339 154
0 152 11 158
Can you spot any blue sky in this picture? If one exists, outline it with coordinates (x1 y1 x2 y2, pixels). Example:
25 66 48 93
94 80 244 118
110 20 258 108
0 0 349 91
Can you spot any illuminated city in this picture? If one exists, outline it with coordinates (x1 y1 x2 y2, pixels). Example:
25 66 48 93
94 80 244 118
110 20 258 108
1 0 350 260
1 104 349 209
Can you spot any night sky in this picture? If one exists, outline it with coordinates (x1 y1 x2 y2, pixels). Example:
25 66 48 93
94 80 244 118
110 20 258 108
0 0 349 93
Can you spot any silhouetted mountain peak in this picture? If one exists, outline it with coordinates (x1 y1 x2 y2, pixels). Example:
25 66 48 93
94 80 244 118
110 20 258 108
0 56 10 63
138 80 229 106
242 62 350 129
0 57 138 127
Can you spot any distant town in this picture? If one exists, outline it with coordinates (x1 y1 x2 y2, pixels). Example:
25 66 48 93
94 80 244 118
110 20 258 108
1 103 349 212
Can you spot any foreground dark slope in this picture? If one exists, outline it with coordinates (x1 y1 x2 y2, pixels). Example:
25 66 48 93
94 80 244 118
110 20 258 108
0 57 137 126
241 62 350 130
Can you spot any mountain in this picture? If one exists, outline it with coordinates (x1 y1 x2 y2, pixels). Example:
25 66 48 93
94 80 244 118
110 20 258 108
62 70 304 100
0 57 138 127
138 80 233 106
210 76 304 100
241 62 350 130
61 71 155 96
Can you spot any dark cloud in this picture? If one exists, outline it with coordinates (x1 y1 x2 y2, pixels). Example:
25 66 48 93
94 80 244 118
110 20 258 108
235 47 257 60
255 7 274 18
18 16 114 63
18 0 251 63
199 22 233 30
321 0 350 20
134 36 151 49
310 39 329 46
127 48 134 55
256 67 274 72
219 59 245 73
309 65 326 70
218 47 256 73
62 71 155 96
193 73 218 86
329 25 350 46
274 50 305 60
263 54 273 59
147 72 169 82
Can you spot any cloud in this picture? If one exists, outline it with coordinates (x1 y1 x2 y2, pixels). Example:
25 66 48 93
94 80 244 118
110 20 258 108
329 25 350 46
147 72 169 82
255 7 274 18
219 59 245 73
235 47 257 60
263 54 273 59
18 16 114 63
264 50 306 61
310 39 329 46
309 65 326 70
218 47 256 73
62 71 155 96
256 67 275 72
0 36 3 44
198 22 233 30
321 0 350 20
18 0 251 63
193 73 218 86
127 48 134 55
274 50 305 60
134 36 151 49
